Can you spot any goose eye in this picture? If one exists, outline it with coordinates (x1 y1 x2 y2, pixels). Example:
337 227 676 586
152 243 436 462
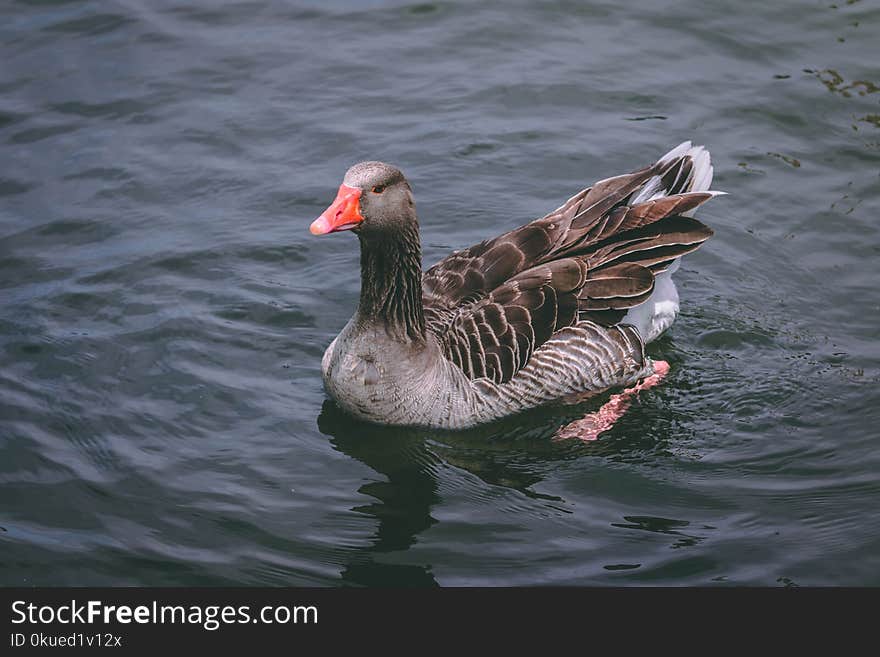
372 185 386 194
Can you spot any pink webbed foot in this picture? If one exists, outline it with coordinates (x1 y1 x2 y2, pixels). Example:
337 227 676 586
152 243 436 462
554 360 670 442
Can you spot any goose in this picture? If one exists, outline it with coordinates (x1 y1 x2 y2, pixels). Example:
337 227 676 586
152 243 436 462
310 142 721 435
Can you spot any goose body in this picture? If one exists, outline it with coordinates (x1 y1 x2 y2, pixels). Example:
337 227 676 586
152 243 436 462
311 142 720 429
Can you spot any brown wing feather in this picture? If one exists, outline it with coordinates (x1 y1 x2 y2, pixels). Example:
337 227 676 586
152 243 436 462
439 258 586 383
425 147 721 382
421 160 670 313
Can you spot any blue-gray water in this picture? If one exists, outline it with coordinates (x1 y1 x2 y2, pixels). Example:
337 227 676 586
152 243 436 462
1 0 879 586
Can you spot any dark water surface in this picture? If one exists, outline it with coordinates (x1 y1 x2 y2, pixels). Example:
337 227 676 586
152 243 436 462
2 0 879 586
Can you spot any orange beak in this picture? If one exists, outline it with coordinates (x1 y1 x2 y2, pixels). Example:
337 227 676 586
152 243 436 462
310 184 364 235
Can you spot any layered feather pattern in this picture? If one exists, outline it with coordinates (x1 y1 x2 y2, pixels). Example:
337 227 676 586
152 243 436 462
423 141 719 383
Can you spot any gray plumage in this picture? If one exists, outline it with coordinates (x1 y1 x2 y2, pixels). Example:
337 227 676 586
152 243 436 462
316 142 721 428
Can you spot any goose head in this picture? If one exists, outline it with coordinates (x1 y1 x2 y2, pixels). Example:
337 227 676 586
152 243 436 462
310 161 416 237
